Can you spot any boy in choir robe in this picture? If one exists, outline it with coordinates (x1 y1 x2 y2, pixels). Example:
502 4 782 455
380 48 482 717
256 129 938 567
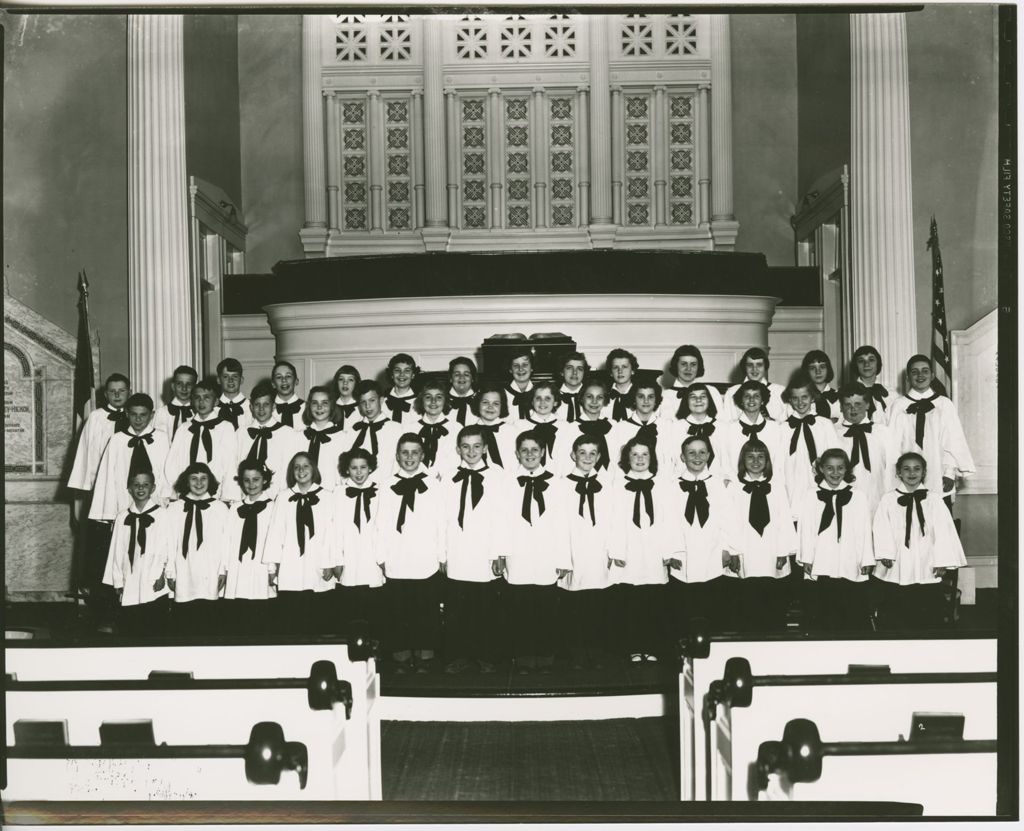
799 350 841 421
887 354 976 506
796 448 876 631
439 425 514 674
503 431 572 673
413 379 459 474
836 383 894 515
164 380 237 491
872 452 966 630
557 435 614 669
562 377 615 476
216 357 250 431
512 380 569 474
262 452 337 635
663 382 721 479
719 381 788 490
850 344 891 424
164 462 230 635
468 383 517 471
667 436 736 635
271 360 306 428
605 348 639 422
724 439 798 632
446 357 479 426
346 380 404 472
607 437 677 663
222 460 276 635
556 352 589 423
504 347 536 420
153 365 197 439
383 353 419 425
102 470 171 636
91 393 172 523
373 433 445 672
297 386 347 491
224 383 302 503
781 375 841 512
333 364 362 430
723 348 786 422
662 345 724 422
608 381 672 475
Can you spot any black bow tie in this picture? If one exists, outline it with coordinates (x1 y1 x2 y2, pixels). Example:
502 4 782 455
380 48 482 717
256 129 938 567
740 419 766 438
624 477 655 528
124 505 159 567
246 423 282 464
125 431 155 478
508 386 533 419
476 423 505 468
452 466 487 529
517 471 552 524
276 399 303 427
106 408 128 431
304 426 342 467
787 414 819 464
289 489 320 554
559 390 580 423
609 387 631 421
352 419 387 457
385 394 413 422
337 401 358 429
896 489 928 548
448 395 477 425
188 419 218 464
814 390 839 418
218 400 245 428
417 420 450 467
391 473 428 532
345 484 377 530
567 473 602 525
863 383 889 414
577 419 612 470
844 422 873 471
686 420 717 466
236 500 270 560
181 498 214 558
741 476 772 536
527 419 558 461
906 396 938 448
678 478 710 527
817 487 853 539
167 403 193 435
629 419 658 453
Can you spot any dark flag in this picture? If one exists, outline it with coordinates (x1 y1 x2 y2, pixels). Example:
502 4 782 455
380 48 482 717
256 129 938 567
73 271 96 433
926 217 952 396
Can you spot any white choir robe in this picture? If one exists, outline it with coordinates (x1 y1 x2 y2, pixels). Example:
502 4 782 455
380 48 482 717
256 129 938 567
782 387 841 422
382 389 417 426
295 422 348 491
606 383 634 422
335 399 360 432
466 417 519 472
439 462 514 582
557 469 614 592
556 384 583 423
607 413 676 477
411 415 461 474
795 484 875 582
153 399 193 441
164 414 238 494
511 414 573 475
836 419 897 515
222 494 275 600
606 472 677 586
856 378 893 425
723 476 797 578
273 395 305 430
722 380 787 423
559 418 617 479
504 381 535 420
887 391 976 496
68 406 124 491
872 488 966 585
163 496 232 602
262 485 336 593
504 467 572 586
669 471 734 583
102 499 171 606
89 426 173 521
372 466 445 580
658 382 726 424
780 415 842 514
344 415 405 475
333 477 385 588
718 416 789 490
218 394 252 432
223 418 304 503
447 391 478 426
660 417 724 479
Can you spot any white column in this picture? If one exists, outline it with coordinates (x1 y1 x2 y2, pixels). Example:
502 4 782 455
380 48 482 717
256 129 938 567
488 88 503 229
709 14 739 249
531 86 547 229
368 90 384 232
421 17 450 249
849 13 917 389
653 85 668 227
610 85 623 227
445 90 459 228
411 90 426 229
588 15 615 246
577 85 590 227
697 83 711 228
300 15 328 255
127 15 194 399
325 92 340 234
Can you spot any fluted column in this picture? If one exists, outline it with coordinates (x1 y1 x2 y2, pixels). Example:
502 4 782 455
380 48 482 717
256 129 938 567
368 90 384 233
531 86 548 228
128 15 194 398
697 83 711 227
588 15 615 246
300 15 328 255
653 85 668 227
709 14 739 249
577 85 591 227
421 17 450 249
849 13 917 389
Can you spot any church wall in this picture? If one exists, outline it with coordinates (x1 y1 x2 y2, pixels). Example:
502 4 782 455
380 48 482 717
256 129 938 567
3 13 130 378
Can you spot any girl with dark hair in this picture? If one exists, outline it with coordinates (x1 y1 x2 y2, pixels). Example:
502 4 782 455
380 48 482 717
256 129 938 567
850 345 889 423
470 382 516 470
605 348 639 422
383 353 420 425
800 349 840 421
222 459 276 633
664 345 724 420
447 357 479 426
298 386 347 490
333 364 362 429
723 347 786 422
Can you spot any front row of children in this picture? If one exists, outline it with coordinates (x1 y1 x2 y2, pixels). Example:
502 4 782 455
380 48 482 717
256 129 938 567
105 424 965 672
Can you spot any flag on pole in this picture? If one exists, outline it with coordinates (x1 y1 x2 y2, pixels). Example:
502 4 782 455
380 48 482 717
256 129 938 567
73 270 95 432
926 217 952 396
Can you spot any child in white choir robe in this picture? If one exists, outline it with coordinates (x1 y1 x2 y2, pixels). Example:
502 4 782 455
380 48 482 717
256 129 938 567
511 381 571 475
382 353 419 425
297 386 347 491
373 434 445 671
557 435 614 669
333 364 362 431
153 365 197 440
872 452 966 630
556 352 589 424
660 345 725 424
605 348 639 422
607 382 673 476
836 383 895 515
164 380 237 493
439 425 514 673
221 460 276 634
561 378 615 478
887 354 976 504
412 380 460 475
346 380 405 475
719 381 788 490
723 347 787 423
666 436 737 635
781 376 841 513
662 383 722 480
90 393 172 522
164 463 231 635
851 344 892 424
504 347 537 420
607 437 677 662
271 360 306 429
224 384 302 503
468 383 517 471
68 372 131 495
796 449 876 631
503 431 572 672
262 452 337 635
216 357 251 431
798 350 841 422
102 470 171 636
724 439 798 632
446 357 480 426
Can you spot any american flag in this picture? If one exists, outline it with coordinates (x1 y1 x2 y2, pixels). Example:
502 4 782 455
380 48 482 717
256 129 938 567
926 217 952 396
73 270 95 433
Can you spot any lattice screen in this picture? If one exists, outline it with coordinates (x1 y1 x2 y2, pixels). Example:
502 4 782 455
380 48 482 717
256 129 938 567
384 97 414 230
340 99 369 231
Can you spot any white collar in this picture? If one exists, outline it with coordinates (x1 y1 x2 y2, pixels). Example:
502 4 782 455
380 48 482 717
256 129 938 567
192 412 220 423
169 397 191 407
387 388 415 399
739 414 766 426
129 498 160 514
242 494 272 504
291 484 322 495
559 383 582 394
420 414 449 425
515 465 548 477
460 460 487 471
126 425 155 437
679 469 712 482
528 412 557 423
397 464 429 478
220 394 247 404
275 394 300 404
626 470 653 480
907 388 939 401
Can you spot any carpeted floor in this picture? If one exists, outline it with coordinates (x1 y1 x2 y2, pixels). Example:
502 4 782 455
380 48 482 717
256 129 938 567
380 717 681 801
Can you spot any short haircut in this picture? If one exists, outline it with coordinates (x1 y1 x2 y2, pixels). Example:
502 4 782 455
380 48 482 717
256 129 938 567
531 380 561 409
333 364 362 389
682 381 719 418
838 381 870 403
476 381 510 419
249 383 276 405
456 424 486 445
741 347 770 371
172 365 198 382
105 373 130 389
126 469 155 488
236 459 273 489
515 429 542 451
571 434 601 453
272 360 298 378
302 385 341 426
560 351 589 373
784 373 819 402
507 347 534 370
629 381 663 409
905 353 933 374
125 393 154 412
339 447 377 475
387 353 419 376
416 380 448 413
448 357 478 381
680 434 711 456
814 448 856 484
396 432 425 451
605 348 639 373
732 379 770 408
895 451 928 481
217 358 243 376
354 379 383 399
619 436 658 475
670 345 705 378
737 438 774 480
286 452 322 488
801 349 835 384
192 379 217 398
852 344 884 376
578 374 609 401
174 462 219 497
